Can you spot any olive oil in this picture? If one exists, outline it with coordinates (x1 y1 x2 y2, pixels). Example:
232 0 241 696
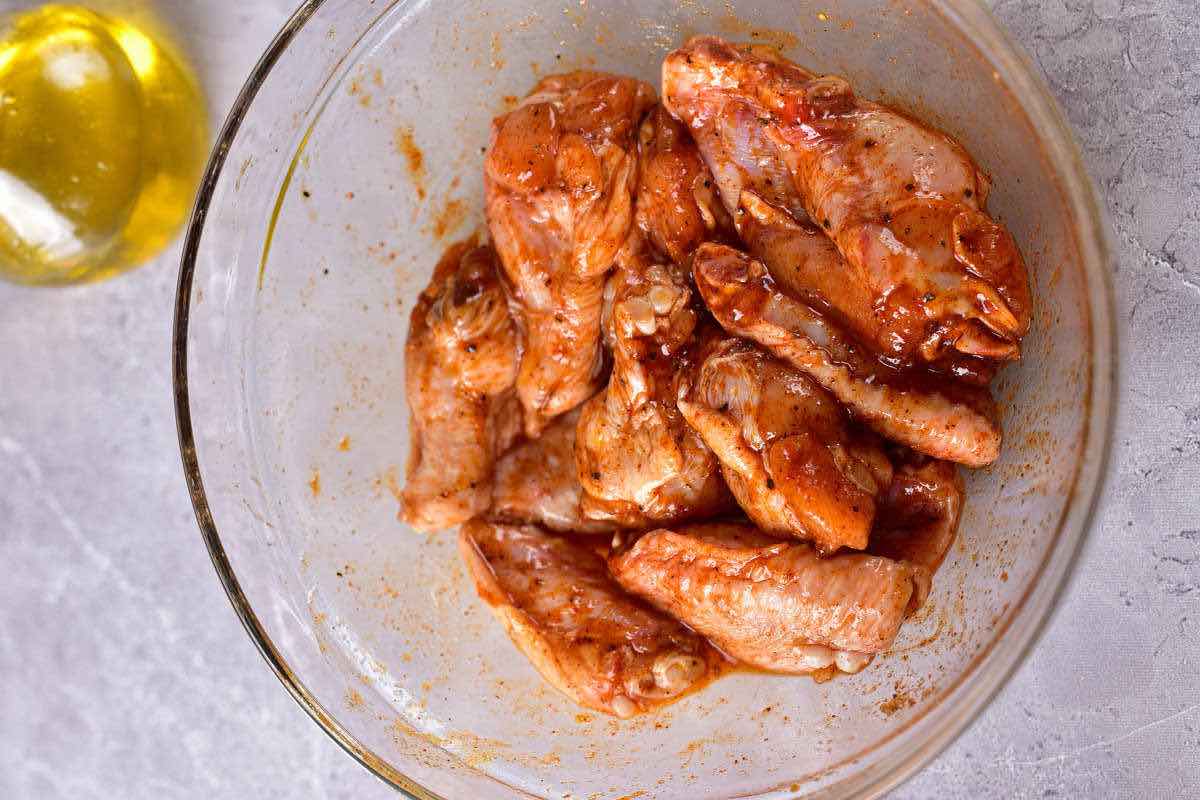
0 4 207 285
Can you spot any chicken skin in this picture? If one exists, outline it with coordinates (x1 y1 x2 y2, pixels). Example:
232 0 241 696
610 522 924 675
634 104 733 265
486 72 657 436
663 36 1031 369
678 337 891 553
460 521 722 717
402 242 521 532
491 408 616 534
870 454 964 610
692 243 1002 467
576 246 730 526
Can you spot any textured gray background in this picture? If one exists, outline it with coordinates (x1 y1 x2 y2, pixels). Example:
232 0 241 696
1 1 1197 798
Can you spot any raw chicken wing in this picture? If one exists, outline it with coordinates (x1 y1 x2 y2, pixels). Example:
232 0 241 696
663 36 1031 368
576 247 730 526
610 522 924 675
402 242 521 532
692 242 1002 466
460 521 721 717
736 192 998 384
486 72 656 436
678 337 891 553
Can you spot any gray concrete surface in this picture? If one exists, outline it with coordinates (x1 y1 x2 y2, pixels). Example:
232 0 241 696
1 1 1196 797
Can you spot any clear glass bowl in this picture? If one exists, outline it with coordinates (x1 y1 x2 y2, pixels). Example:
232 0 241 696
173 1 1116 797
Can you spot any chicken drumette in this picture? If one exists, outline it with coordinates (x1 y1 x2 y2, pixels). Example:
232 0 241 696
486 72 656 436
402 242 521 532
575 245 731 527
678 336 892 553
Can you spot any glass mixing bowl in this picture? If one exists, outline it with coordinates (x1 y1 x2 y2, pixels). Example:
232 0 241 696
174 1 1115 797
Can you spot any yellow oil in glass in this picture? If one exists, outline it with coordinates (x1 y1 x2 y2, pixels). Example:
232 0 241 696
0 4 207 285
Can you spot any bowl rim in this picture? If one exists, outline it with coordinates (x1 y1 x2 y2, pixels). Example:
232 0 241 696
172 1 1117 797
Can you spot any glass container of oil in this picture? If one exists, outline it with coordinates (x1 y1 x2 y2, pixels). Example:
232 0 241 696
0 3 207 285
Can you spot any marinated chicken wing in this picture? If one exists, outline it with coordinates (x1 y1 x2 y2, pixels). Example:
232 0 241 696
486 72 657 436
870 454 964 610
692 243 1002 467
402 242 521 532
736 192 998 384
663 36 1031 367
610 522 924 674
491 408 616 534
634 104 733 264
678 337 891 553
576 247 731 526
460 521 722 717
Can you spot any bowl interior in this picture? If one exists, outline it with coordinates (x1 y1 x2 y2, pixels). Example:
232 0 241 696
178 1 1111 797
